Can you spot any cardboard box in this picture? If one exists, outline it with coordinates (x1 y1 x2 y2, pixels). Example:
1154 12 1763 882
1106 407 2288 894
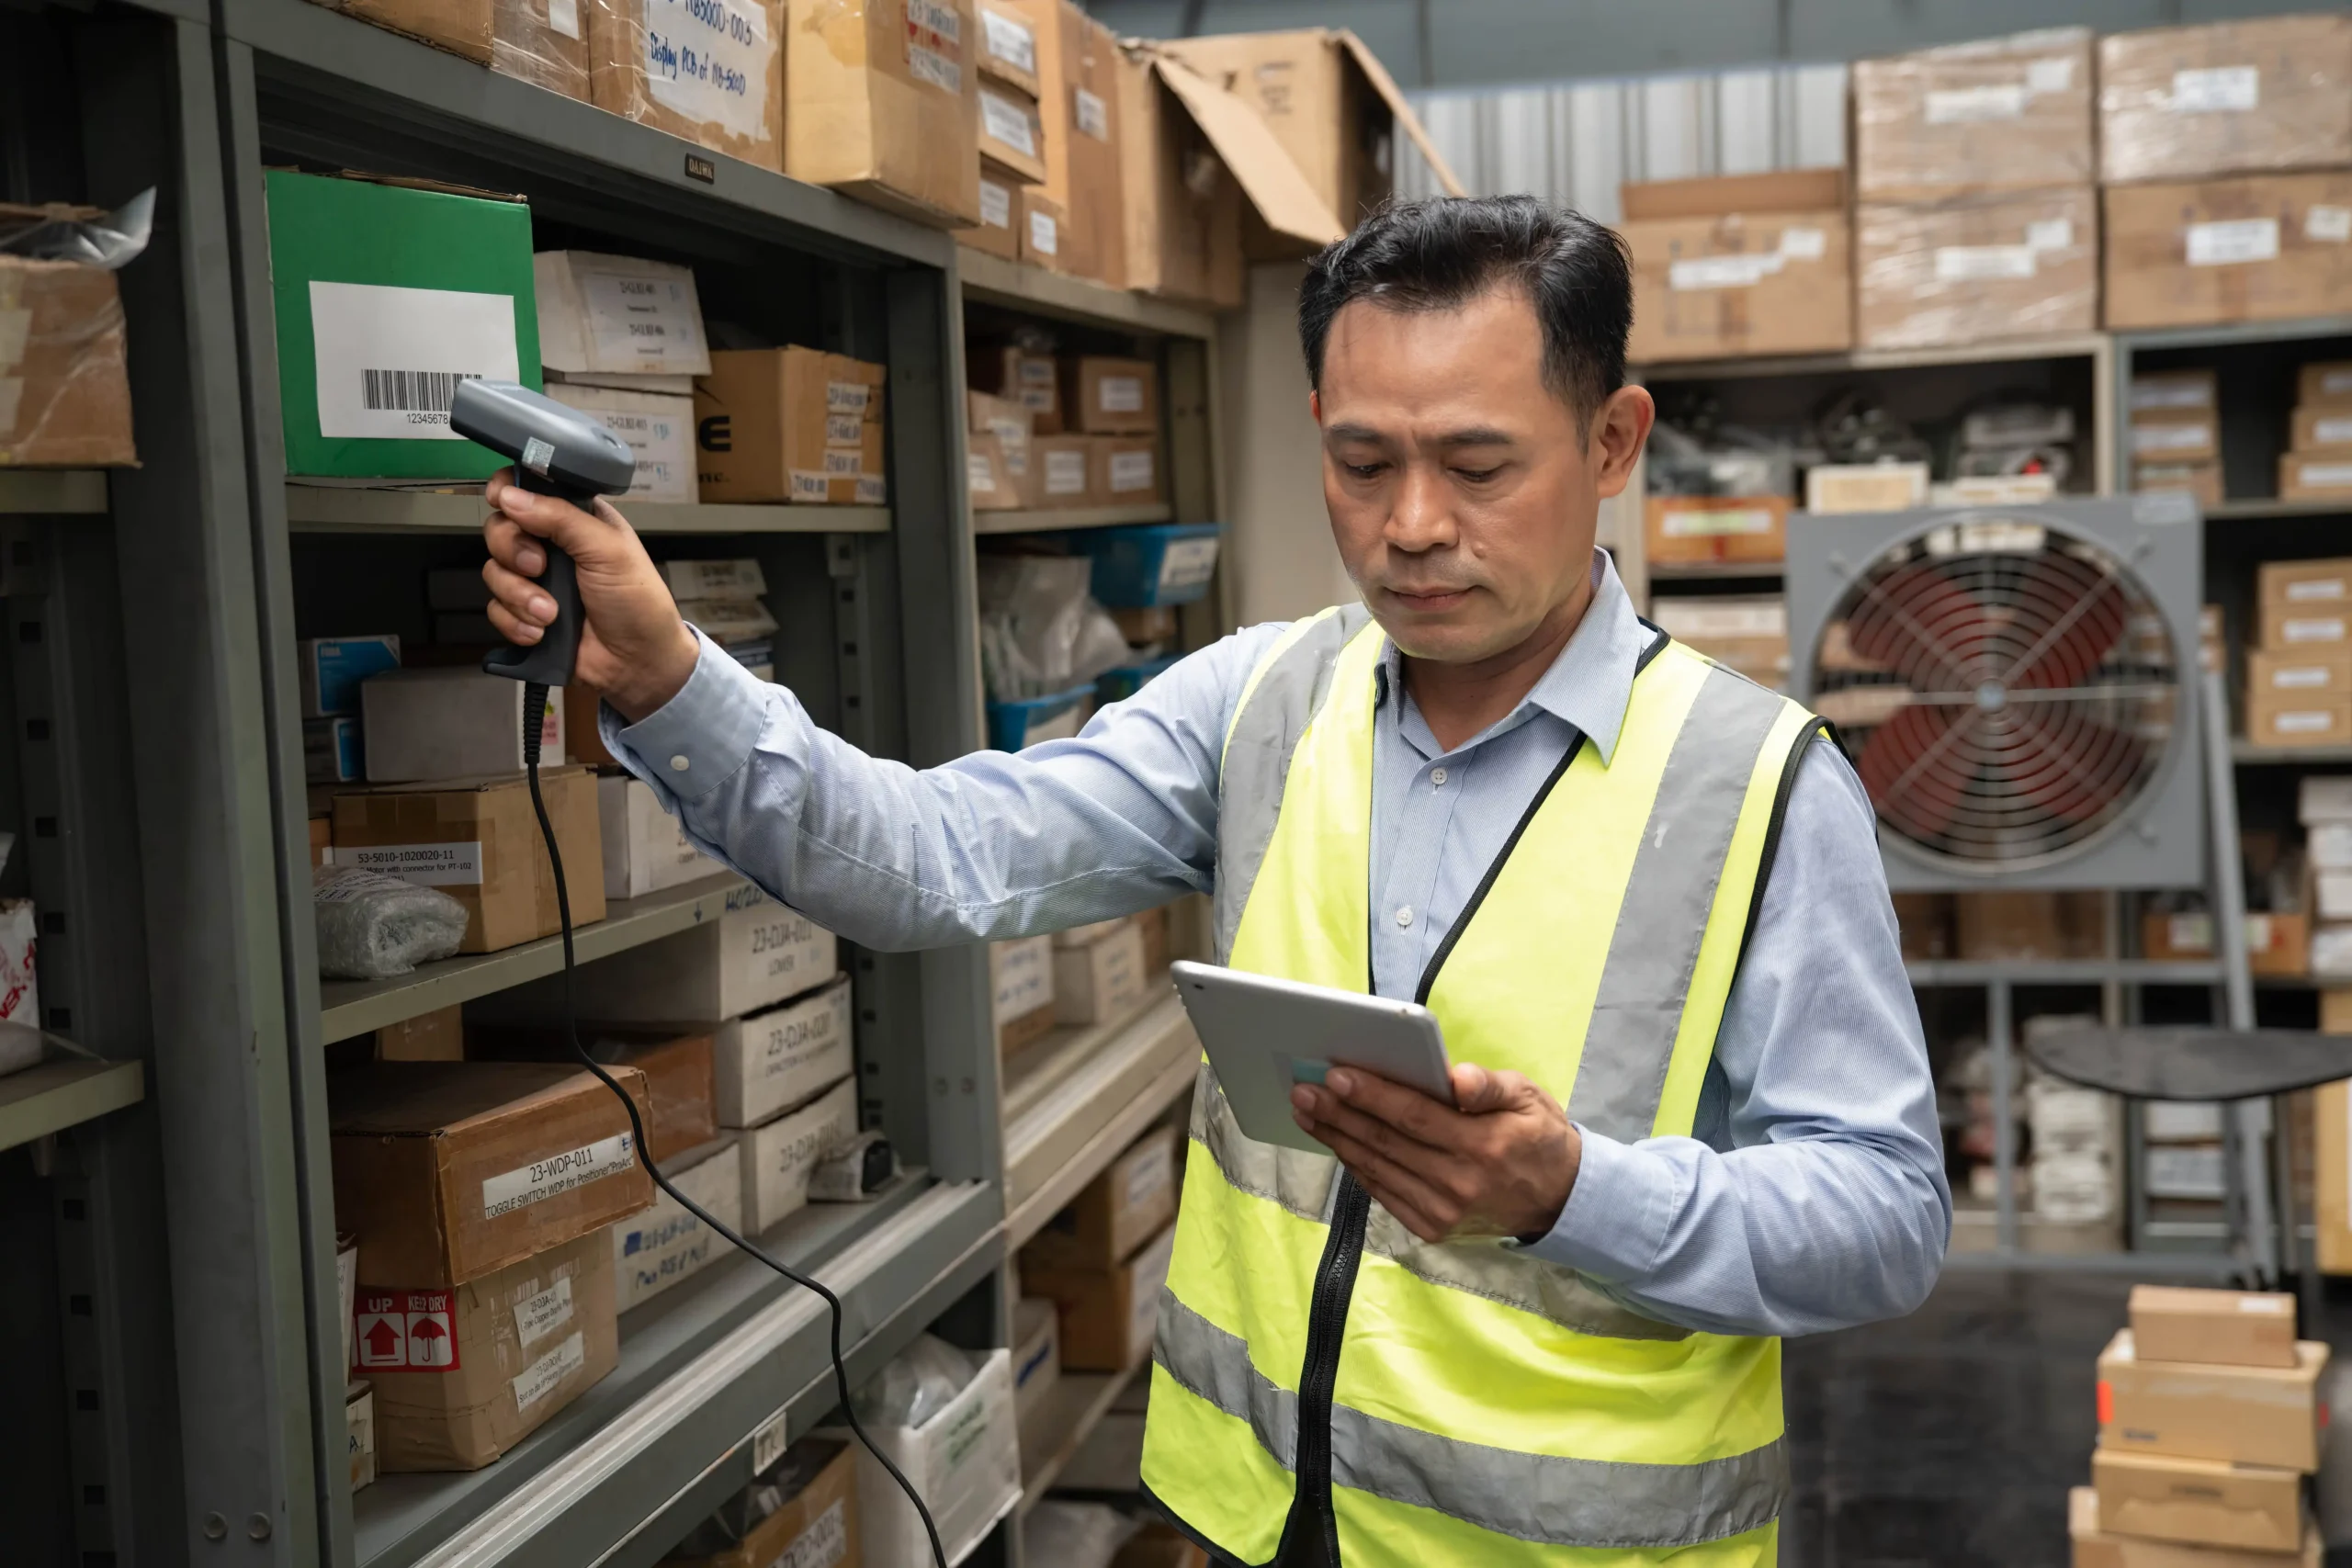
1052 920 1147 1025
330 767 605 954
0 241 138 468
1855 186 2098 349
1954 890 2105 960
326 0 492 61
311 816 334 871
1115 1525 1211 1568
347 1382 376 1491
1621 170 1850 363
1012 1295 1061 1431
2070 1486 2319 1568
1806 462 1928 514
2091 1449 2302 1554
739 1077 858 1233
784 0 981 228
2098 1327 2327 1472
2131 1284 2298 1367
526 885 835 1023
979 83 1047 186
2301 362 2352 404
1853 27 2094 202
359 1227 620 1471
2141 910 2309 976
2131 412 2219 465
665 1438 861 1568
1022 1223 1174 1371
713 974 854 1129
1062 356 1159 435
1093 436 1160 504
973 343 1059 432
2133 370 2219 414
330 1062 654 1288
1031 434 1096 508
1050 4 1126 287
993 936 1055 1054
2316 1075 2352 1270
300 635 402 719
612 1134 740 1311
542 384 695 502
306 717 365 784
358 667 565 782
597 776 714 900
1136 902 1171 975
2261 609 2352 652
976 0 1040 95
2246 693 2350 747
2133 462 2222 511
375 1006 465 1061
694 347 886 505
2291 405 2352 454
585 0 781 169
842 1348 1019 1568
491 0 590 100
265 172 537 479
958 174 1023 261
2099 17 2352 186
968 389 1032 473
967 431 1025 510
1020 177 1067 274
469 1024 716 1163
2262 558 2352 611
536 250 710 385
1022 1123 1178 1272
2248 647 2352 699
2281 452 2352 502
1644 495 1787 567
2105 174 2352 332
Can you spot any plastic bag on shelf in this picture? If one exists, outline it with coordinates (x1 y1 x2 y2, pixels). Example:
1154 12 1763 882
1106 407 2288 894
0 188 153 268
978 554 1132 701
313 863 469 980
1022 1501 1140 1568
852 1333 982 1430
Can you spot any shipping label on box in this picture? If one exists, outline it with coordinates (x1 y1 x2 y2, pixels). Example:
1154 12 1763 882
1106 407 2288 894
545 384 696 502
2107 173 2352 332
2098 16 2352 185
555 885 836 1022
992 936 1053 1025
614 1136 741 1311
1053 921 1147 1025
740 1077 858 1233
1857 186 2097 349
587 0 785 171
332 767 604 953
842 1348 1019 1568
536 251 711 378
1852 28 2094 201
715 974 854 1128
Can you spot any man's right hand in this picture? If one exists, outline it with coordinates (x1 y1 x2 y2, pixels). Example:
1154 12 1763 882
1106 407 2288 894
481 468 701 721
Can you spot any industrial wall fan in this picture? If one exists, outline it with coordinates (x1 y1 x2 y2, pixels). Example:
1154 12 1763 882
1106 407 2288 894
1784 496 2205 892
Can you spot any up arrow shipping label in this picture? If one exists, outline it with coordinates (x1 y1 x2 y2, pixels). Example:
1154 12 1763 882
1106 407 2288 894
351 1289 461 1371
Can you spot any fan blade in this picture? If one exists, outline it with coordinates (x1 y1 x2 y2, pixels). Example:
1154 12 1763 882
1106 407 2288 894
1845 562 1991 687
1856 702 1976 840
1996 705 2144 826
2007 558 2130 693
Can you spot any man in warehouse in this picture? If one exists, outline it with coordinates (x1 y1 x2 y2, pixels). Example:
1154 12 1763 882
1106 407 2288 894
479 196 1949 1567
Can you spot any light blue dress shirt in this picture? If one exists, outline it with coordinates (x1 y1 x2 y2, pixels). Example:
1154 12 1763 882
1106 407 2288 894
606 550 1951 1339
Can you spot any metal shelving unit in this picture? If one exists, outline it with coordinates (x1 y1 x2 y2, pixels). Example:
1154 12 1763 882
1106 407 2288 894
0 1057 145 1152
0 469 110 515
973 502 1175 536
284 485 890 536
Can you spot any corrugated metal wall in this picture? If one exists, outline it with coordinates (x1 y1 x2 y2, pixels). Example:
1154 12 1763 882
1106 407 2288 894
1395 63 1851 218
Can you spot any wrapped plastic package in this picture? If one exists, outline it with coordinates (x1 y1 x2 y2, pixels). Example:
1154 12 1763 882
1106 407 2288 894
1855 186 2097 350
977 554 1131 701
1853 27 2094 202
2105 172 2352 332
0 191 149 468
492 0 591 100
587 0 784 171
313 863 469 980
2099 16 2352 186
852 1334 981 1429
1022 1502 1139 1568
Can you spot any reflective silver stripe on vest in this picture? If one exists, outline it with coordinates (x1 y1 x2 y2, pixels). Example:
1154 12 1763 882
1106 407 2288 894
1214 604 1374 962
1191 1066 1690 1342
1156 1292 1787 1550
1566 664 1792 1142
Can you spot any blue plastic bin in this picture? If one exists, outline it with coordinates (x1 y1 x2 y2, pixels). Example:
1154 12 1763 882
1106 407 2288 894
1074 523 1223 607
1095 655 1180 705
987 684 1097 751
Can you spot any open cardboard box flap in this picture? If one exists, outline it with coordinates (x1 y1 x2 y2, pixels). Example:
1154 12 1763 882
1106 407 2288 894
1141 48 1345 254
1330 28 1464 198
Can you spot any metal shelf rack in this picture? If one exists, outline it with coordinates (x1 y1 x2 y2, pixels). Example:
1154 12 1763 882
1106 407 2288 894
972 502 1175 536
284 485 890 536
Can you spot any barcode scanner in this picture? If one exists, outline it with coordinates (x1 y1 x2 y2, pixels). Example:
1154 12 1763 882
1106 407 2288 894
451 378 636 686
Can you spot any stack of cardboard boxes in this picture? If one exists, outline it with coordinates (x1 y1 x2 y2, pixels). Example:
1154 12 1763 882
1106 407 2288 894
1019 1123 1180 1379
537 249 707 506
2245 558 2352 749
2128 369 2222 510
1850 27 2100 349
967 349 1160 512
2301 777 2352 979
1646 596 1790 690
2280 360 2352 504
2073 1285 2326 1564
971 1 1052 260
695 347 888 508
989 905 1176 1060
1618 169 1851 364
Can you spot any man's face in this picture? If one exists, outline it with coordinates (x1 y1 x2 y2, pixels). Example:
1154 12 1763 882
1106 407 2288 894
1313 284 1652 664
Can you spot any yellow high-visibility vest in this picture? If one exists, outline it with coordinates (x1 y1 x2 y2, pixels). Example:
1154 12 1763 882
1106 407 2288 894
1139 604 1825 1567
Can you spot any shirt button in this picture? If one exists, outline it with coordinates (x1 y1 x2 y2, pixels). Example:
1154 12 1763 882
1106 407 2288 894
1430 767 1448 787
1396 906 1415 929
669 754 692 773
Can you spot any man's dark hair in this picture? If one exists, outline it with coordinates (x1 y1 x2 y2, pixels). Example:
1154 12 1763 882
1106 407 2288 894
1296 196 1632 428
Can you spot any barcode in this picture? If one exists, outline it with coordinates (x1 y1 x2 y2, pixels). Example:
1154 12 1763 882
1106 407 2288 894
361 368 480 412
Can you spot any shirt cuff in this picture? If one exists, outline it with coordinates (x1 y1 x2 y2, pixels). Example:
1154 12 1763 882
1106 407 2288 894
1513 1126 1675 1280
602 626 769 805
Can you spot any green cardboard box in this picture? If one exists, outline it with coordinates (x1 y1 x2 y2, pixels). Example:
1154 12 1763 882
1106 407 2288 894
266 171 540 479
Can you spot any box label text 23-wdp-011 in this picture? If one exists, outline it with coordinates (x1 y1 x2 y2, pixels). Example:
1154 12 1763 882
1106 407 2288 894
481 1133 636 1218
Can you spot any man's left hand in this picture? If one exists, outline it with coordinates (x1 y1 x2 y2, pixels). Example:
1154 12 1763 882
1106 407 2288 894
1290 1065 1581 1243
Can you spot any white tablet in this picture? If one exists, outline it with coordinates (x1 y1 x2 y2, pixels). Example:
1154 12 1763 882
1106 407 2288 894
1170 959 1454 1155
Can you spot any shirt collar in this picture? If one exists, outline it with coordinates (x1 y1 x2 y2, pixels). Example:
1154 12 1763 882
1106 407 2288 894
1372 548 1653 766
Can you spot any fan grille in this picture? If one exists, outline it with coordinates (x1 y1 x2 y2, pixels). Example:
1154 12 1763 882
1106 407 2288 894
1808 514 2177 869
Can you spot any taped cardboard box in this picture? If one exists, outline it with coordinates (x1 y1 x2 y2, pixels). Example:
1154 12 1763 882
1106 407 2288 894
613 1134 740 1311
1021 188 1066 270
347 1382 376 1491
587 0 783 170
1093 436 1160 505
2248 648 2352 701
1644 495 1787 568
2260 557 2352 613
2069 1486 2319 1568
1156 28 1460 253
2141 910 2309 977
0 236 136 467
2301 362 2352 404
840 1348 1019 1568
329 1061 654 1287
1053 919 1147 1025
2281 452 2352 503
598 774 716 900
714 974 854 1129
1023 1122 1179 1272
317 0 492 61
972 343 1060 433
1022 1222 1174 1371
330 766 605 953
1855 186 2098 350
666 1437 860 1568
967 432 1026 510
2133 369 2218 415
544 383 696 502
979 83 1047 186
1012 1296 1060 1426
358 1227 620 1471
1954 890 2105 961
502 884 834 1023
958 174 1023 261
1852 27 2093 202
993 935 1055 1054
740 1077 858 1233
1031 434 1097 508
469 1024 717 1163
786 0 981 228
2099 16 2352 186
536 250 712 387
2291 405 2352 453
2091 1449 2302 1554
2130 1284 2298 1367
2098 1327 2327 1472
1620 169 1850 363
1116 45 1342 310
976 0 1040 96
2130 412 2218 466
1050 2 1126 286
694 346 886 504
492 0 589 98
375 1005 465 1062
2105 173 2352 332
1060 356 1158 435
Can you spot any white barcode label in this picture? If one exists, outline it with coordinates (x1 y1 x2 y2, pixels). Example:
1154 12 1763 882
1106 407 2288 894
906 0 962 93
854 474 885 505
1663 507 1775 538
2316 417 2352 446
1027 209 1058 255
1668 253 1781 291
2026 56 2074 93
1108 450 1154 492
546 0 579 38
790 470 831 502
1158 536 1219 592
823 448 862 477
778 1498 850 1568
978 179 1012 229
344 840 484 887
2188 218 2278 266
2275 666 2333 689
967 453 996 491
980 91 1037 157
1099 376 1145 413
2173 65 2257 113
2026 219 2073 252
2310 206 2352 243
1926 84 2025 123
1934 245 2036 282
2132 423 2211 455
1044 449 1087 495
2284 617 2349 643
2132 380 2210 411
309 281 518 442
2324 371 2352 398
2287 579 2348 601
1074 86 1109 140
2297 463 2352 490
481 1133 636 1218
826 413 862 444
2278 710 2334 734
1123 1141 1173 1210
511 1332 585 1413
981 8 1035 73
513 1276 574 1348
826 380 870 415
1779 226 1826 260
